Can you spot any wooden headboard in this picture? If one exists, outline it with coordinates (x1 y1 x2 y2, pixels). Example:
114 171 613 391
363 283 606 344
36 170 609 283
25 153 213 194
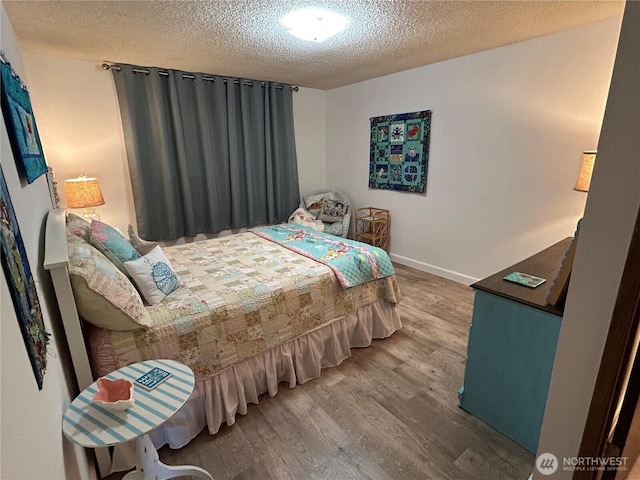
42 208 111 477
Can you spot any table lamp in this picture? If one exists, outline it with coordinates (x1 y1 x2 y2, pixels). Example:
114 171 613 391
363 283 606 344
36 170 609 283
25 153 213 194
65 176 105 221
573 150 597 192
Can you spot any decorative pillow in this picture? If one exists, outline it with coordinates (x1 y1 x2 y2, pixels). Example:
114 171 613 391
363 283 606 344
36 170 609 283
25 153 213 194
67 233 151 331
89 220 141 276
303 193 327 217
124 246 180 305
318 198 347 223
288 207 325 231
128 225 159 255
66 212 92 241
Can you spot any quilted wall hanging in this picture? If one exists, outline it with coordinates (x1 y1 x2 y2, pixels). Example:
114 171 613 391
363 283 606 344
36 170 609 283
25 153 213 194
369 109 431 194
0 163 49 389
0 59 48 184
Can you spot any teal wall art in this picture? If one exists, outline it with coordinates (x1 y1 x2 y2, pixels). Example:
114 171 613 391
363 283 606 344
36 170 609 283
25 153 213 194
369 109 431 194
1 59 48 184
0 163 49 389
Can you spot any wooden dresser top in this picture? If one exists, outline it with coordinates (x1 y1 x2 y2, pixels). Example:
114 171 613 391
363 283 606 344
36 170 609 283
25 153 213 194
471 238 572 317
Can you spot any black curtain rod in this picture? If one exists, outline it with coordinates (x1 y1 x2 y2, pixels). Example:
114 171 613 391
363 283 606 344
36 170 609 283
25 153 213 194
101 63 299 91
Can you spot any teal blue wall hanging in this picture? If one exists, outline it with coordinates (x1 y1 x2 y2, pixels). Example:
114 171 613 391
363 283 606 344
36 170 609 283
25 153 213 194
369 110 431 194
0 59 48 184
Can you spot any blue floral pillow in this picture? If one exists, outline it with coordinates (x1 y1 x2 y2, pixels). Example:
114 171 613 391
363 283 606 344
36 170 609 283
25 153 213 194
124 245 180 305
89 220 141 277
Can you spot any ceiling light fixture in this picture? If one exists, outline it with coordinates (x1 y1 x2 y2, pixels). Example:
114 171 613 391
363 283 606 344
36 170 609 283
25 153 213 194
281 8 349 42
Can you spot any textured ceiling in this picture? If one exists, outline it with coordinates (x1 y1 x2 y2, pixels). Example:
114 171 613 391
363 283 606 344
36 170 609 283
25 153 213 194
3 0 625 90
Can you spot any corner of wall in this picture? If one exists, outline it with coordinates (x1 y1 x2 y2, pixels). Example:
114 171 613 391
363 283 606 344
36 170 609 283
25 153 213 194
536 3 639 478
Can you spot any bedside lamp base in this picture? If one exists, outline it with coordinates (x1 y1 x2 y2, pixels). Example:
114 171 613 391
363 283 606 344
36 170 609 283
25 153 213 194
81 208 100 222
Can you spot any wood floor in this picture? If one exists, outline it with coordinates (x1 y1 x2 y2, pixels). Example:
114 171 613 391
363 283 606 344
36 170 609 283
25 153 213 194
107 264 535 480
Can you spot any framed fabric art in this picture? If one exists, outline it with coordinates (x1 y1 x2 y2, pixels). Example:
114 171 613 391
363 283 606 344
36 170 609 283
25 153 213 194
0 60 48 184
0 164 49 389
369 109 431 194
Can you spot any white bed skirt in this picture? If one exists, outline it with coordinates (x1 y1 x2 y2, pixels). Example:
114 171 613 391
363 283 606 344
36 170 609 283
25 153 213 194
111 298 401 473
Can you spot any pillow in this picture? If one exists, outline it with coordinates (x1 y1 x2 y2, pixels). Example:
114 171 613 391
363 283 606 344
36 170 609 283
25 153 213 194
89 220 141 276
67 233 151 331
318 198 347 223
124 246 180 305
66 213 92 241
128 225 159 255
324 222 344 236
303 193 327 217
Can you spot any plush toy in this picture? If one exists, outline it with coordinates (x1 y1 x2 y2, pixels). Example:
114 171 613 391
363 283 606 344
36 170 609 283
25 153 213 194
287 207 325 231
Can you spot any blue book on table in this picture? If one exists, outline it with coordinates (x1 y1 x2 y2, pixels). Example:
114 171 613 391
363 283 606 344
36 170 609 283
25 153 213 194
135 367 172 390
503 272 546 288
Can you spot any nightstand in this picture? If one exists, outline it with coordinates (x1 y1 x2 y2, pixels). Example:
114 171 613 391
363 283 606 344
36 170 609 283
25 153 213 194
355 207 390 253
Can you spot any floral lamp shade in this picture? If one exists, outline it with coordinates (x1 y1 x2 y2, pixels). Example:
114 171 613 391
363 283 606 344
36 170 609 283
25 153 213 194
573 151 597 192
65 177 105 221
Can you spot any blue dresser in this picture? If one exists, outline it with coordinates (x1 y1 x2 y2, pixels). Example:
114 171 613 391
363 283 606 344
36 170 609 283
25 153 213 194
459 238 571 453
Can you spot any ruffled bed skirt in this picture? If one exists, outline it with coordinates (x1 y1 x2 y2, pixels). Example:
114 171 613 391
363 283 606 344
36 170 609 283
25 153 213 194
110 298 401 473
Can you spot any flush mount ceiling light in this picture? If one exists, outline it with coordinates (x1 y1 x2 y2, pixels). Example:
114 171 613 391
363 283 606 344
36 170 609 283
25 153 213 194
281 8 349 42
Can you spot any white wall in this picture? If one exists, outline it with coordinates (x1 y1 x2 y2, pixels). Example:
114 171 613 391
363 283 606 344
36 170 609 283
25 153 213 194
0 4 93 479
293 87 327 195
326 17 622 283
23 56 136 231
536 2 639 478
21 54 329 234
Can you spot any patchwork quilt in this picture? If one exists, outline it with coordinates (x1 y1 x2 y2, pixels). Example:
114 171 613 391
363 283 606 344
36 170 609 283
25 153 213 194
106 233 400 381
252 224 395 288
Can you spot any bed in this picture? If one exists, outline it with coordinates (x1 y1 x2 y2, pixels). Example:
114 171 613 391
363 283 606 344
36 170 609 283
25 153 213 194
43 209 402 477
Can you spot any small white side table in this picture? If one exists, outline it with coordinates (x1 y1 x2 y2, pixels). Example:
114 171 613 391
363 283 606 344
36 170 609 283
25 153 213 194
62 359 213 480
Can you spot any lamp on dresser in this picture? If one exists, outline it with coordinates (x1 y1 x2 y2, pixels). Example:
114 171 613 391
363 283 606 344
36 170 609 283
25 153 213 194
64 176 105 221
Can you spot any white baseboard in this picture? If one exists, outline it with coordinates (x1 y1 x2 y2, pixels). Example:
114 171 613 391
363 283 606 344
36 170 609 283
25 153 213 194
390 253 479 286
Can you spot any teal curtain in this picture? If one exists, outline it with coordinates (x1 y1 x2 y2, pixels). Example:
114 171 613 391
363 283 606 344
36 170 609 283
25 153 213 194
112 64 299 241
